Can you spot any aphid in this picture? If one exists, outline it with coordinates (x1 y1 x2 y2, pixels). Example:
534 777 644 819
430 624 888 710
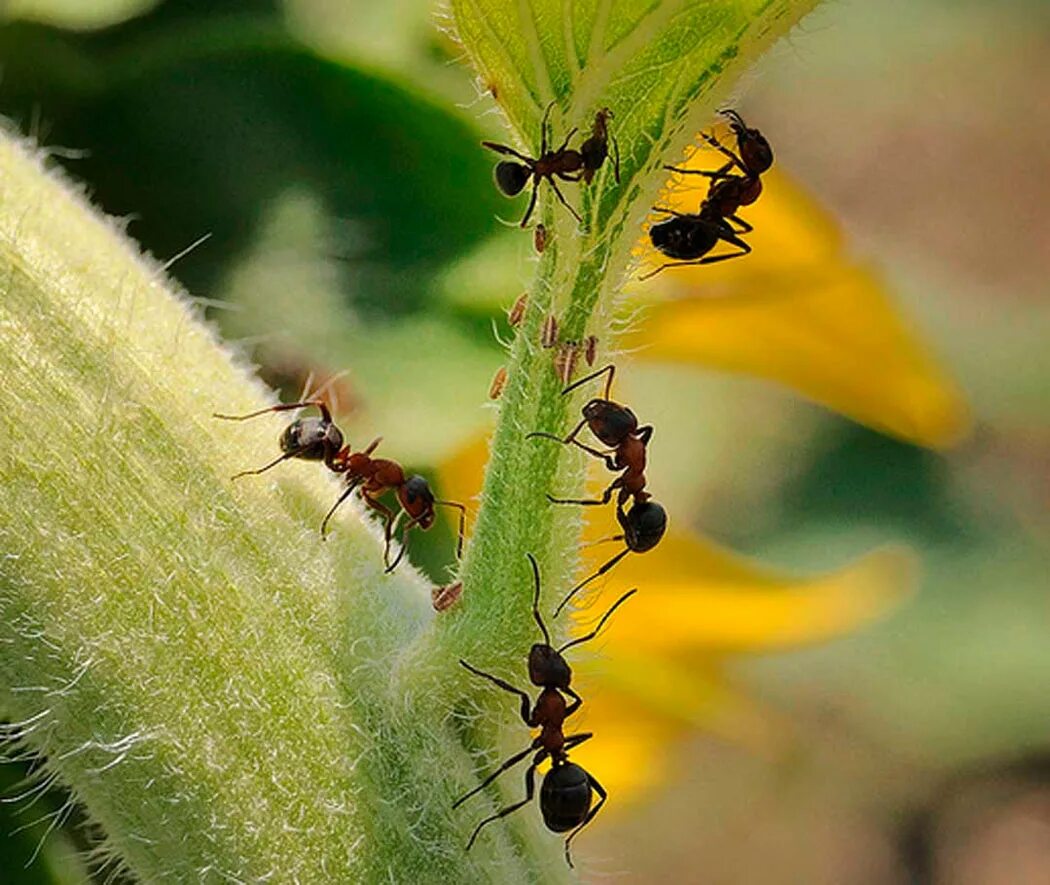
534 223 547 254
540 313 559 348
579 108 620 185
214 401 466 573
488 366 508 400
644 110 773 280
583 335 598 367
454 554 635 867
507 292 528 328
553 342 579 386
432 580 463 612
483 102 584 228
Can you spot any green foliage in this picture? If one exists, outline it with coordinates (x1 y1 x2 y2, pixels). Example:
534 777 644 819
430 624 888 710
0 0 818 880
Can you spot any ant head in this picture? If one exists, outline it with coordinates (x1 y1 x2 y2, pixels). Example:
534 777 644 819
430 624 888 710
494 161 531 196
621 500 667 552
402 474 436 526
582 399 638 446
279 417 343 461
720 109 773 174
528 643 572 689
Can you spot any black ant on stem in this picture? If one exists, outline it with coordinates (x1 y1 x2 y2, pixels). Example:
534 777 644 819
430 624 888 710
527 365 667 614
642 109 773 280
484 104 619 228
213 400 466 573
454 554 635 867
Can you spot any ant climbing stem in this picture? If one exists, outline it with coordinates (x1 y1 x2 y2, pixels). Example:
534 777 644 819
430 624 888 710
213 400 466 572
454 554 636 867
483 101 583 228
644 109 773 280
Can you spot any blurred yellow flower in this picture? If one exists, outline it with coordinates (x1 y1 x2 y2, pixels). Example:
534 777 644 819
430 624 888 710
440 143 968 809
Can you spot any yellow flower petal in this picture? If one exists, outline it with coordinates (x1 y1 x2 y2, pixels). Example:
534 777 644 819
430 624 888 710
577 531 917 654
630 163 971 449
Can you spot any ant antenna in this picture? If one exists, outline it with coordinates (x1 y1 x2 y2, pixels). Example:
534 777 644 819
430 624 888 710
719 108 745 128
230 451 296 480
552 548 630 618
558 588 637 654
213 400 333 425
560 363 615 400
526 553 550 645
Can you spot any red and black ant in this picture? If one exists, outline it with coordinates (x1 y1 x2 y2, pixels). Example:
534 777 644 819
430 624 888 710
526 364 667 614
214 400 466 573
642 109 773 280
484 104 619 228
454 554 635 867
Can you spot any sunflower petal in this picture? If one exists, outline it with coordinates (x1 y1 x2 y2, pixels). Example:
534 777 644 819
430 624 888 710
578 531 918 654
630 167 971 449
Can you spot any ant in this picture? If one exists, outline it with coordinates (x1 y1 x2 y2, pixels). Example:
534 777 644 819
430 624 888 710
642 109 773 280
528 364 653 514
526 364 667 615
454 554 636 867
213 400 466 573
483 104 620 228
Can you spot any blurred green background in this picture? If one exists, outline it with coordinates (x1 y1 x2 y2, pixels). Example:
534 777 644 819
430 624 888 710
1 0 1048 882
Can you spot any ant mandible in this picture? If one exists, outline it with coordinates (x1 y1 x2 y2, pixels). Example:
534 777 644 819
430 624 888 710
484 104 620 228
454 554 636 867
642 109 773 280
213 400 466 573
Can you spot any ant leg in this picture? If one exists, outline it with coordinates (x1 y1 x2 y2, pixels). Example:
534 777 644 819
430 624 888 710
519 179 541 228
526 553 551 646
562 732 594 752
548 176 583 223
453 740 538 810
361 436 383 456
558 588 637 651
481 141 534 164
699 131 747 172
384 514 423 574
214 399 333 424
651 205 686 217
727 213 753 233
354 490 397 560
663 159 734 179
434 500 468 559
528 432 617 471
540 100 556 154
547 476 621 507
552 548 630 617
561 363 615 400
459 660 532 725
563 771 608 868
230 450 297 480
465 755 543 851
611 133 621 183
555 127 579 153
563 686 583 718
638 244 751 281
319 479 362 538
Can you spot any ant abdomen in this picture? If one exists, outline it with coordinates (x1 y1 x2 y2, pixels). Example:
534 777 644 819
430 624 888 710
541 764 593 832
624 500 667 553
649 216 719 260
494 161 530 197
